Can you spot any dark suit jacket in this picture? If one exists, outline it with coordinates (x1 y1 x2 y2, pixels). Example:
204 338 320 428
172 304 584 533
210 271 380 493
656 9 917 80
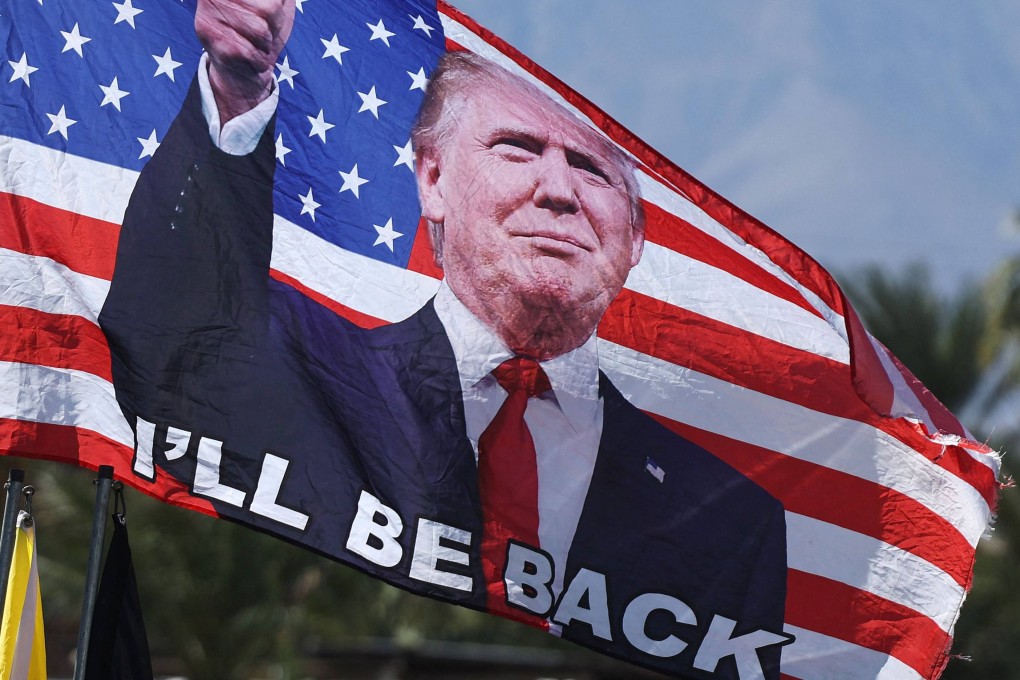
100 78 789 679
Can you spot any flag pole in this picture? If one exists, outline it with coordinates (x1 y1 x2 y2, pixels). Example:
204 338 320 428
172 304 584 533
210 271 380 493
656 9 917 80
72 465 115 680
0 468 26 616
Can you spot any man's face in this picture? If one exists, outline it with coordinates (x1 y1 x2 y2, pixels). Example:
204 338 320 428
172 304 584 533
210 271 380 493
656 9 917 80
417 75 643 332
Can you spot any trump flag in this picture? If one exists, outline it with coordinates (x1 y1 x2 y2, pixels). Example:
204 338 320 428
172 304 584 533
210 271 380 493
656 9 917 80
0 1 1000 678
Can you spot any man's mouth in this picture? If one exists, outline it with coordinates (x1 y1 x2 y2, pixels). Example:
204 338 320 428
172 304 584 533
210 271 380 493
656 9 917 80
514 231 593 255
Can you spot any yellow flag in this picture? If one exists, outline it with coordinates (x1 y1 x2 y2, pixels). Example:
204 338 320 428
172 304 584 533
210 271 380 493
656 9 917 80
0 511 47 680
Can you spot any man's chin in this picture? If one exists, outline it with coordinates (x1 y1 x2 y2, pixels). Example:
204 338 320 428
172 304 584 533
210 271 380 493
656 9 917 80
512 274 607 317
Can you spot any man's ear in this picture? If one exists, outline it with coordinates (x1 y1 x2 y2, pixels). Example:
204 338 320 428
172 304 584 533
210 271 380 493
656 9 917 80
415 148 445 224
629 215 646 268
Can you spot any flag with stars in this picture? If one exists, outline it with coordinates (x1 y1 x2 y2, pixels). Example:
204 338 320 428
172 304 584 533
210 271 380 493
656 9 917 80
0 1 1000 679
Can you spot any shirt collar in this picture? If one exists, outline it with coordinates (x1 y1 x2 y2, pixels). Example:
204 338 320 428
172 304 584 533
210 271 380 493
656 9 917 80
433 281 601 426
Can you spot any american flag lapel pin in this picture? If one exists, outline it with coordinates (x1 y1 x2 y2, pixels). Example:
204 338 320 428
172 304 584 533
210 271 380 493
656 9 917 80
645 457 666 483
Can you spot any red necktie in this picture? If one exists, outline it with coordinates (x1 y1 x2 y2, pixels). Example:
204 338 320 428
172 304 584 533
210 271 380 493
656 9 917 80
478 357 551 627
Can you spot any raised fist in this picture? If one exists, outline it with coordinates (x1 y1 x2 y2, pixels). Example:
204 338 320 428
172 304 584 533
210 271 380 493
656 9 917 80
195 0 295 122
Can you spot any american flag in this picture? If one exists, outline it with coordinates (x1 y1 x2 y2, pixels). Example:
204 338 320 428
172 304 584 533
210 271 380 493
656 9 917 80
0 1 999 678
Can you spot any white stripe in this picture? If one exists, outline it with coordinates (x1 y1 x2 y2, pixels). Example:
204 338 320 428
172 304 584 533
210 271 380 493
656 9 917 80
2 127 858 382
270 215 438 321
941 434 1001 476
786 512 963 633
628 242 850 363
781 626 925 680
2 115 851 362
0 248 110 320
438 12 851 336
637 176 850 339
2 138 993 532
5 226 992 545
0 361 133 447
599 339 994 544
1 168 847 369
274 213 848 361
0 135 138 224
1 131 852 364
871 333 940 433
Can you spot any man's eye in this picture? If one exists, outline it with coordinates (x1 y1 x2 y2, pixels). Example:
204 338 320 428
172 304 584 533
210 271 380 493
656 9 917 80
493 138 538 155
572 159 609 182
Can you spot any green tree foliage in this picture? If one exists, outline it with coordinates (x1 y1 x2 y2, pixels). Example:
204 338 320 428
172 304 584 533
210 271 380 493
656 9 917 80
842 261 1018 679
841 264 987 411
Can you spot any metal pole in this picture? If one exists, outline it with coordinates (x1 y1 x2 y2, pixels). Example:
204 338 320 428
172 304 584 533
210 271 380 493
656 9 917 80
0 468 25 616
72 465 115 680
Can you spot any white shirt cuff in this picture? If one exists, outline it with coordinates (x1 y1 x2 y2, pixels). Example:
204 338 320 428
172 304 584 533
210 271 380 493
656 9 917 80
197 52 279 156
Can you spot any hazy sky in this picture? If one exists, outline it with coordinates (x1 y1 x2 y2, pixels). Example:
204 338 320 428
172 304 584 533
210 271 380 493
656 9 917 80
451 1 1020 294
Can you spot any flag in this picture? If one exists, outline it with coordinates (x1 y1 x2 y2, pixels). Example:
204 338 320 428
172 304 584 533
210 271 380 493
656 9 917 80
0 1 1000 679
83 514 153 680
0 511 47 680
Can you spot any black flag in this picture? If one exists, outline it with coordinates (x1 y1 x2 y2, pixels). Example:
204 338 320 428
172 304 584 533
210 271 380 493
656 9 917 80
83 508 153 680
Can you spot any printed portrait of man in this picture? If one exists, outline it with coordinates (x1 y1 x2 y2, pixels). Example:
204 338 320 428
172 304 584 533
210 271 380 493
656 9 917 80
99 1 790 677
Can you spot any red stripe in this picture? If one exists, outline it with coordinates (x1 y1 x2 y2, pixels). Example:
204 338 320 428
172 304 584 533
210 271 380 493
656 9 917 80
438 9 978 449
653 415 975 587
406 216 445 279
269 269 391 329
887 347 969 439
642 201 822 319
0 418 217 517
249 281 979 582
600 290 997 505
437 2 844 313
248 273 989 569
845 300 898 424
0 305 112 381
787 570 951 678
0 191 119 280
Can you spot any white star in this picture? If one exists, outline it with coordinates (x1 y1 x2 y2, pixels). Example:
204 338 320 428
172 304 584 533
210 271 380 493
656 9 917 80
46 105 76 139
373 218 403 251
60 23 92 57
393 140 413 171
307 109 334 142
338 164 369 198
357 86 386 119
137 129 160 158
152 48 182 81
366 19 395 47
276 56 299 88
112 0 143 28
295 0 308 12
407 66 427 92
409 15 434 38
99 76 130 110
298 188 321 221
320 34 349 65
8 53 39 87
275 133 292 165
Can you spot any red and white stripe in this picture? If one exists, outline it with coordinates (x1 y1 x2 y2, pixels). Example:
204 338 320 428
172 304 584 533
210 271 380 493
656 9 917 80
0 2 1000 677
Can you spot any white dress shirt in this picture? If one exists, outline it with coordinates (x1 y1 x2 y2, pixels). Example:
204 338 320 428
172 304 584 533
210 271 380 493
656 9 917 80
433 282 604 605
197 53 278 155
197 59 606 604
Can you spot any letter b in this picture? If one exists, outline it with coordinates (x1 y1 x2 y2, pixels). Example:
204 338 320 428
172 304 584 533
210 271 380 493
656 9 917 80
345 490 404 568
504 542 554 615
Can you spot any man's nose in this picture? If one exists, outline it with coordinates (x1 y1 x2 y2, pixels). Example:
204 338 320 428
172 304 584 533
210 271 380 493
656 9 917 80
532 151 579 214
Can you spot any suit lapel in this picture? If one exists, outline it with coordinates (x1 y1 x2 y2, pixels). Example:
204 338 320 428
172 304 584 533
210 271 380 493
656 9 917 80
372 299 484 517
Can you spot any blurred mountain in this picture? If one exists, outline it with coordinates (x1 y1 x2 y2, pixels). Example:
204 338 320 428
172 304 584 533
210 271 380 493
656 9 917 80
452 0 1020 292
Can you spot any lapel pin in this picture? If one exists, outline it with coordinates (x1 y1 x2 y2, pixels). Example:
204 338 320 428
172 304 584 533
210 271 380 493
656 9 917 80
645 457 665 483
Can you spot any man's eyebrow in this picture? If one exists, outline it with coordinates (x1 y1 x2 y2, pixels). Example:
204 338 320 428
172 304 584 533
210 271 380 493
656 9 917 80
485 125 545 145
